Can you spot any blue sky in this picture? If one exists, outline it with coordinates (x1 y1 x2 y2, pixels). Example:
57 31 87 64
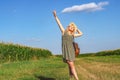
0 0 120 54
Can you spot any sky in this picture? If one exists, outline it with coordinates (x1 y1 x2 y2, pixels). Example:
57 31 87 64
0 0 120 54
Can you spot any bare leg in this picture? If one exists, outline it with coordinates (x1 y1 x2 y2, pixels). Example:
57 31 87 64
67 61 79 80
68 65 74 79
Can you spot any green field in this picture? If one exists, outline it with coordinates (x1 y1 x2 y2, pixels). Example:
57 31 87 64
0 55 120 80
0 43 120 80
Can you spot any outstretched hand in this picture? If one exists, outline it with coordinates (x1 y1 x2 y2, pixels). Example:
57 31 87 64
53 10 57 17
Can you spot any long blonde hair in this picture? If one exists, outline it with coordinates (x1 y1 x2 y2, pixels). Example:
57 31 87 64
66 22 77 35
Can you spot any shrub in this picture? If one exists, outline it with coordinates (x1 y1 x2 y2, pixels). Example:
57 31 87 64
96 49 120 56
78 49 120 57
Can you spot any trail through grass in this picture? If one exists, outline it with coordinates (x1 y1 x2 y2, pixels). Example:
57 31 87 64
75 55 120 80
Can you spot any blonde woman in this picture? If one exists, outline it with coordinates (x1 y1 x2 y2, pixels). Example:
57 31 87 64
53 10 83 80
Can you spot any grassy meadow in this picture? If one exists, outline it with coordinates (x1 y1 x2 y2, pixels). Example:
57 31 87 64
0 55 120 80
0 42 120 80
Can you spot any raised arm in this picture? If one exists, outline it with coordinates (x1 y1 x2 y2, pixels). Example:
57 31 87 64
74 28 83 37
53 10 65 34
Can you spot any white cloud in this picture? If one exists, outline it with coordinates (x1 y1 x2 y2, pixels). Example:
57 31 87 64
61 1 109 13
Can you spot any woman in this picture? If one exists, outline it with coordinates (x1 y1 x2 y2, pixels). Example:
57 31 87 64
53 10 83 80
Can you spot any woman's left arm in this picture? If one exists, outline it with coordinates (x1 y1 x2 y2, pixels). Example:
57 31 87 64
74 28 83 37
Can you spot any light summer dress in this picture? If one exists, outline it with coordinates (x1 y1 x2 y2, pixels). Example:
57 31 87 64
62 30 75 62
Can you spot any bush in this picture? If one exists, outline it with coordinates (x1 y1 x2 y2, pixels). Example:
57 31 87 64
78 49 120 57
96 49 120 56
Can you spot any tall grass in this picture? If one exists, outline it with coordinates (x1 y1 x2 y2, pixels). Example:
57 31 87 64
0 42 52 62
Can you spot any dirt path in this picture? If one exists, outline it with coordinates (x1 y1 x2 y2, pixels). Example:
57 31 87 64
75 58 120 80
76 64 100 80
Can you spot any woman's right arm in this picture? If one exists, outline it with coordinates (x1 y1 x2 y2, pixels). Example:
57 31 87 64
53 10 65 34
74 28 83 37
